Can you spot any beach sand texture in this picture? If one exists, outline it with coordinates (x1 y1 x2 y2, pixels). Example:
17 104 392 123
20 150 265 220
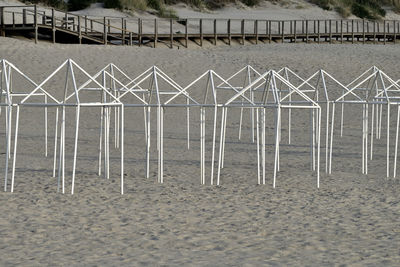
0 38 399 265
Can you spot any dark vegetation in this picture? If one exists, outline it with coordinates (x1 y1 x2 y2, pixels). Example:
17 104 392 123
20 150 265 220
21 0 400 19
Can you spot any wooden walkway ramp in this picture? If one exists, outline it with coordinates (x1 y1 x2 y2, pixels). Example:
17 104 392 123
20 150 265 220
1 5 400 47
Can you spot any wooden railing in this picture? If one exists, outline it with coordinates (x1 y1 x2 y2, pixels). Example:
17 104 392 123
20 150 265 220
1 5 400 47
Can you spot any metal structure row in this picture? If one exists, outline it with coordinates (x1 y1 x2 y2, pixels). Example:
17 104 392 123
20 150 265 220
1 60 399 194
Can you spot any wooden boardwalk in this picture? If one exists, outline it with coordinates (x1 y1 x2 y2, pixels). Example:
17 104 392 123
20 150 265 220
1 5 400 47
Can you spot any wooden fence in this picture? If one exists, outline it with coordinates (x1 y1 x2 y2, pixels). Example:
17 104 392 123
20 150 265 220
1 5 400 47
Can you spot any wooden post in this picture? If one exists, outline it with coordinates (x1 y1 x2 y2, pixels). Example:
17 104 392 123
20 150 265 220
241 19 245 45
384 20 386 45
154 18 158 48
85 16 87 34
34 5 38 44
329 19 332 43
78 16 81 44
23 9 27 26
394 20 397 44
64 11 67 29
0 7 4 37
90 20 93 32
336 20 338 34
52 9 55 43
313 20 316 42
281 21 284 43
170 18 173 49
269 21 272 43
185 19 188 48
302 20 304 34
129 32 132 46
42 11 46 25
294 20 297 43
306 20 309 43
341 20 343 43
121 18 125 45
200 19 203 47
318 20 320 43
103 17 107 45
255 20 258 44
12 12 15 28
108 19 111 34
214 19 217 45
138 18 142 47
228 19 231 45
373 21 376 43
363 19 365 44
351 19 354 43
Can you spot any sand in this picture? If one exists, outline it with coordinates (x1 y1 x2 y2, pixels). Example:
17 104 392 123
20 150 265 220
0 37 399 266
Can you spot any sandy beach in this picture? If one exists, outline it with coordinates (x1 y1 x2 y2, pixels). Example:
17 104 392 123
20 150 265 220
0 36 399 265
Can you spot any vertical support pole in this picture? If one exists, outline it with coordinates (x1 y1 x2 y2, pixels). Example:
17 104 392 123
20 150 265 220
34 5 38 44
255 20 258 44
52 8 55 43
329 19 332 43
154 18 157 48
0 7 4 37
281 20 284 43
85 16 88 34
23 9 27 26
108 19 111 34
294 20 297 43
363 19 365 44
269 20 272 43
78 16 81 44
103 17 107 45
306 20 309 43
352 19 354 44
228 19 231 45
394 20 396 44
64 10 67 29
138 18 142 47
374 21 376 43
129 32 132 45
384 20 386 45
121 18 125 45
214 19 217 45
170 18 173 49
200 19 203 47
90 19 93 32
185 19 188 48
318 20 320 43
241 19 245 45
341 20 343 43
